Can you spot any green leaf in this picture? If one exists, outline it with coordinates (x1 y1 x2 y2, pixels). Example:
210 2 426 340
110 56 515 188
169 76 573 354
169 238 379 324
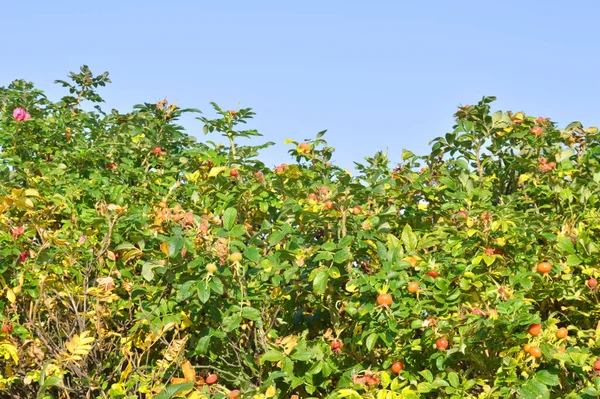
175 281 196 302
243 247 260 263
556 148 574 163
209 278 224 295
313 251 333 262
195 335 211 354
333 249 352 264
519 379 549 399
313 269 329 294
223 207 237 230
419 369 434 383
268 230 286 246
338 235 355 248
566 254 582 266
141 260 162 282
402 224 417 251
411 319 424 329
582 386 600 396
328 266 341 279
448 372 459 388
417 382 434 393
534 370 559 387
557 237 575 254
229 224 246 238
365 332 378 351
197 282 210 303
154 382 194 399
482 253 496 266
322 241 337 251
291 349 314 361
222 315 242 332
114 243 137 251
39 375 62 391
241 307 261 321
262 350 284 363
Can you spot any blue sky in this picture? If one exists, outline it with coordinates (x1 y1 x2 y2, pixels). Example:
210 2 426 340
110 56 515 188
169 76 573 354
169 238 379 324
2 1 599 170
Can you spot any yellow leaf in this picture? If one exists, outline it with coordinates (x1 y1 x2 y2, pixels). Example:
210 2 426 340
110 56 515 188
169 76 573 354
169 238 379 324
109 383 125 396
337 389 361 398
123 249 143 262
181 360 196 382
119 362 133 383
79 331 95 345
284 139 297 144
5 288 15 303
345 282 358 293
132 133 145 143
208 166 228 177
24 189 40 197
280 336 298 355
13 197 34 209
180 312 193 330
160 242 169 256
0 342 19 364
518 174 531 184
184 171 200 183
403 256 420 267
64 331 95 361
270 287 281 297
585 126 599 135
265 385 276 398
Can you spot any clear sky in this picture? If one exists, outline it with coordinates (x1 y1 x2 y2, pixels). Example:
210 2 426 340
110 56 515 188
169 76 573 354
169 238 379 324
2 0 599 170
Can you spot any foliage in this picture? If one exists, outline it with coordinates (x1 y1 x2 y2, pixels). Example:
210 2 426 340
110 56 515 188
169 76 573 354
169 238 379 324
1 67 600 398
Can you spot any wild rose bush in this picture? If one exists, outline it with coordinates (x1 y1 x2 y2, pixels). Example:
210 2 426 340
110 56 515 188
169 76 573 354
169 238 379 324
1 67 600 399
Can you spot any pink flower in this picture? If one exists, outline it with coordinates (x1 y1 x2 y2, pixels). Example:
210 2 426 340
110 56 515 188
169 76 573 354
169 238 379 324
19 251 28 263
12 107 31 122
11 226 25 239
78 235 87 245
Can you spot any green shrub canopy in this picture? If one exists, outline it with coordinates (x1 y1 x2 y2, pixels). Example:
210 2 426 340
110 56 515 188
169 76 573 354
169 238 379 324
1 66 600 399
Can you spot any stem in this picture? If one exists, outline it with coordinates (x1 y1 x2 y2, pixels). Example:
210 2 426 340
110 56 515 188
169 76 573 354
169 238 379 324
475 140 483 182
339 206 347 240
228 133 236 158
13 125 20 157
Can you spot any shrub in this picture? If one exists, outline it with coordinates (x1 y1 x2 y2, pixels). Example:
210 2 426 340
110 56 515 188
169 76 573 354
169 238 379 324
1 67 600 398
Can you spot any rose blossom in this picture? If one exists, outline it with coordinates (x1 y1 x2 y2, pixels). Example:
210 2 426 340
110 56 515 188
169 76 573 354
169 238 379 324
13 107 31 122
